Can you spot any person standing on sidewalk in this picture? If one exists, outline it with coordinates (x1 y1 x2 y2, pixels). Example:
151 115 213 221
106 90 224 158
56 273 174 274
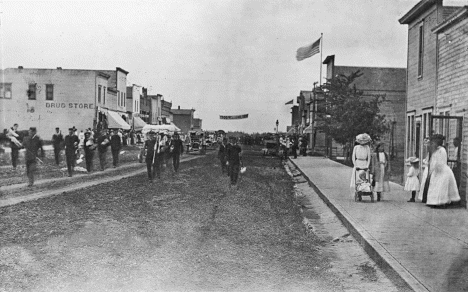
170 133 184 173
225 138 233 177
292 138 298 159
370 142 391 202
97 129 110 171
64 128 79 177
22 127 44 187
419 134 461 208
83 131 96 173
8 123 21 169
218 138 228 174
404 157 420 202
227 138 242 186
350 133 372 197
110 129 122 168
52 127 63 165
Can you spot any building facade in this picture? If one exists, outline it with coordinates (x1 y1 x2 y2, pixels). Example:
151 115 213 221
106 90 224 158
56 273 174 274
172 107 195 135
399 0 465 204
0 66 130 138
161 99 173 124
322 55 407 157
148 94 162 125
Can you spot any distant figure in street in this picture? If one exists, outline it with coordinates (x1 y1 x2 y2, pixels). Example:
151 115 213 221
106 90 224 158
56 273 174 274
170 133 184 172
227 137 242 186
300 137 308 156
8 123 21 169
64 127 80 177
52 127 63 165
370 142 391 202
110 129 122 168
218 138 228 174
404 157 420 202
225 138 233 177
22 127 44 187
144 131 158 181
84 131 96 173
97 129 110 171
292 138 298 159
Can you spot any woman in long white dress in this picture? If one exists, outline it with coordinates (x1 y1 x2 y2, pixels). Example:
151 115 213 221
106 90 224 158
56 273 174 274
370 142 391 201
418 134 460 207
350 133 372 196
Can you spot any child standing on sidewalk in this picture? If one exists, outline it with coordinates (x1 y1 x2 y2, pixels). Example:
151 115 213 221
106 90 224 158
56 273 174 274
404 157 420 202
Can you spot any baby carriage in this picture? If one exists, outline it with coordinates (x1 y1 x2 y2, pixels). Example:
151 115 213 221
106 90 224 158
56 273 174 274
354 168 374 202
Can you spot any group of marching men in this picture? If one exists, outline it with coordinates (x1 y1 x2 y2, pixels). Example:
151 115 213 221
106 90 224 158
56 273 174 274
5 123 241 187
143 130 184 181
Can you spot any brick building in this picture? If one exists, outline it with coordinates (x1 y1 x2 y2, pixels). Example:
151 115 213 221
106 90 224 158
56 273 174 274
148 94 162 125
192 118 203 131
139 87 150 123
322 55 407 157
161 99 173 124
0 66 130 138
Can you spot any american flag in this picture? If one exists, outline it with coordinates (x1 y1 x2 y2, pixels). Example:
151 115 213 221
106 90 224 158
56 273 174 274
296 37 321 61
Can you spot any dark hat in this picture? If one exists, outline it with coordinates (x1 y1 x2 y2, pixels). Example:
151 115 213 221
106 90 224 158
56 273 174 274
29 127 37 131
68 128 74 131
55 127 60 130
84 132 91 136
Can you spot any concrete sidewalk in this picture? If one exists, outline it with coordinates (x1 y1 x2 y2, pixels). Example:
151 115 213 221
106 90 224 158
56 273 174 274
290 156 468 292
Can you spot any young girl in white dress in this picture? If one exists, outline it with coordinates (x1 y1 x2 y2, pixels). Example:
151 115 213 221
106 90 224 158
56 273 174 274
404 157 420 202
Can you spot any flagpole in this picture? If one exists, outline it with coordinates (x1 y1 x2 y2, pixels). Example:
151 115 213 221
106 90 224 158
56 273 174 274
319 33 323 86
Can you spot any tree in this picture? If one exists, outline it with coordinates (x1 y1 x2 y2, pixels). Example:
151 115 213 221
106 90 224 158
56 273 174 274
317 71 389 146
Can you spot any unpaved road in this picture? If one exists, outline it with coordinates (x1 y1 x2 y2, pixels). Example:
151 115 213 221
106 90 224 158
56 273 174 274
1 150 402 291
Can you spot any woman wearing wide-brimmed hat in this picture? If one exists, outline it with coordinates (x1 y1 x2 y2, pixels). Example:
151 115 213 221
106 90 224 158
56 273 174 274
350 133 372 194
370 142 391 201
418 134 460 208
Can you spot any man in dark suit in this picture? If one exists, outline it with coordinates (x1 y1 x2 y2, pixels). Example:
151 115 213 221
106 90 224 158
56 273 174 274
110 129 122 168
97 129 110 171
9 123 21 169
52 127 63 165
218 138 228 174
170 133 184 172
225 138 233 177
227 137 242 185
83 131 96 173
64 127 79 177
144 131 157 181
22 127 44 186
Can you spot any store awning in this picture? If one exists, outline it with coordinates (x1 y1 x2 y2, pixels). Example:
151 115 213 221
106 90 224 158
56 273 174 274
107 110 131 130
303 125 313 134
133 116 147 131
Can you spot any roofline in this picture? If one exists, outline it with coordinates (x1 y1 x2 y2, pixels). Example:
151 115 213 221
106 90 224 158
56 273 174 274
432 6 468 33
323 55 335 65
116 67 129 75
334 65 406 70
399 0 440 24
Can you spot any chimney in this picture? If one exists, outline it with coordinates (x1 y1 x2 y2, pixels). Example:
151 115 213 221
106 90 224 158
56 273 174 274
57 67 62 70
178 106 180 110
18 66 23 69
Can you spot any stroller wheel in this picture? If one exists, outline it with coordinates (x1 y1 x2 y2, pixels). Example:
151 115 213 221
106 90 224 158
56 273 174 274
358 194 362 202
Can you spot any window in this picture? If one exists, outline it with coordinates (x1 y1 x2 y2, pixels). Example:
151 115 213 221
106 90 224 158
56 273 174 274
45 84 54 100
98 85 102 103
418 21 424 78
103 87 106 104
407 113 415 157
28 83 36 100
0 83 12 99
117 90 120 106
124 93 126 106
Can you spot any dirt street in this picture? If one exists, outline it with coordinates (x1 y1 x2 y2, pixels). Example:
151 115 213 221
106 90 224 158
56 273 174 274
1 150 401 291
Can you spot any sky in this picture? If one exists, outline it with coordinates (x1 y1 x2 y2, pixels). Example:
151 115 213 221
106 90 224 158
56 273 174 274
1 0 466 133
